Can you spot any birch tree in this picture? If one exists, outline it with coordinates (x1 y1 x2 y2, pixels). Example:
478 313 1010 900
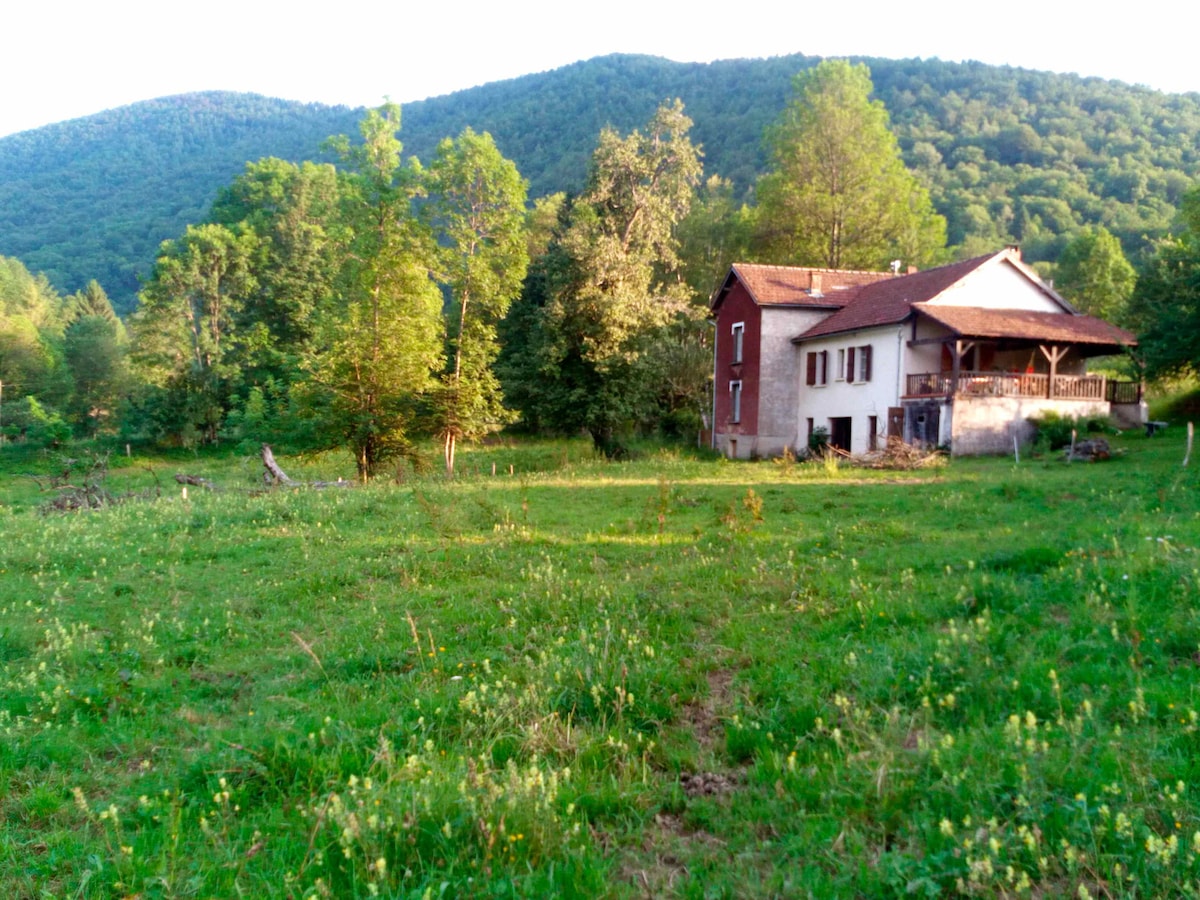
426 129 528 475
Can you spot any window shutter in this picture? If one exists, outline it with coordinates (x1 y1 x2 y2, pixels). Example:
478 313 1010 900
806 352 816 386
846 347 856 382
863 345 873 382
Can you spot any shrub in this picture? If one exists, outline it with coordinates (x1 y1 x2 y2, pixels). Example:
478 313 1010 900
1028 410 1111 450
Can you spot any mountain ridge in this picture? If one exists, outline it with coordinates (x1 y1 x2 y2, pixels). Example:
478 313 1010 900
3 52 1198 313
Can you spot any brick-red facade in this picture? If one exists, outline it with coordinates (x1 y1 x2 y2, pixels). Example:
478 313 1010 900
713 280 761 438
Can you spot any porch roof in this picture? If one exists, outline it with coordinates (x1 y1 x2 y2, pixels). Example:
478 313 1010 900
913 304 1137 350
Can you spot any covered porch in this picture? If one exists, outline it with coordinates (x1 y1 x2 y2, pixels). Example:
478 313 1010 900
900 304 1140 452
904 370 1140 402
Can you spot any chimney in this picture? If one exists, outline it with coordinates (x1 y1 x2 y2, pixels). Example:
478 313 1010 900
810 273 822 294
907 265 918 274
1005 244 1022 261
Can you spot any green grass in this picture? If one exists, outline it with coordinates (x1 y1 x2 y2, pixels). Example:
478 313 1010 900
2 434 1200 897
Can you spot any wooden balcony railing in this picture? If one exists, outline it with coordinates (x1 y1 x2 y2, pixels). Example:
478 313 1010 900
904 371 1114 401
1106 380 1142 404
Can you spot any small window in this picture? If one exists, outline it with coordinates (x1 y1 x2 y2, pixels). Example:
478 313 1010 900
730 380 742 424
731 322 744 364
846 347 856 382
836 349 845 381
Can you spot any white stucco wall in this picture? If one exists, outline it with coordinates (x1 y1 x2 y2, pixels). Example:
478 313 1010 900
923 259 1064 312
950 397 1109 455
750 308 830 457
796 324 906 454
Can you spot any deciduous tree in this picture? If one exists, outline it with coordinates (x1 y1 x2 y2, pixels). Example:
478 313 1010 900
425 129 528 475
755 60 946 270
305 103 443 480
1127 184 1200 378
1055 226 1136 323
130 224 256 443
519 101 703 451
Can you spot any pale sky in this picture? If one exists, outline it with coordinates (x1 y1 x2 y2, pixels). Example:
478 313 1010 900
2 0 1197 139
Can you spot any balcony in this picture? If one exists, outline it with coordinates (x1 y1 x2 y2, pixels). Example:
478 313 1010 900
904 372 1139 402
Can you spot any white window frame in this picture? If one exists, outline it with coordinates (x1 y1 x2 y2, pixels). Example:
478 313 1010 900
835 348 845 381
729 379 743 423
731 322 745 364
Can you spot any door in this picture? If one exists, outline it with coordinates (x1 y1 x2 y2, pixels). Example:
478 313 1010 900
829 417 852 452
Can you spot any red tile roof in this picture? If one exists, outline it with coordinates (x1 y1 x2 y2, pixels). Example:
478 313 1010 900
914 305 1137 347
711 263 892 311
794 254 998 340
719 249 1131 350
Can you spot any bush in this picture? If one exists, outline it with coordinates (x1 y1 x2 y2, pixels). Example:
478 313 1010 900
1028 410 1111 451
3 396 71 448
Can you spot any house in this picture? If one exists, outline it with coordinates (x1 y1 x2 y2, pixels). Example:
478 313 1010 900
710 248 1141 457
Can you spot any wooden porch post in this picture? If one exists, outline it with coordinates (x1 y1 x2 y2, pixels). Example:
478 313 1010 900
1039 344 1067 398
950 339 974 396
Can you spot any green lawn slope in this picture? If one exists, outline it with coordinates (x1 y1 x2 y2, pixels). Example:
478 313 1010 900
2 436 1199 896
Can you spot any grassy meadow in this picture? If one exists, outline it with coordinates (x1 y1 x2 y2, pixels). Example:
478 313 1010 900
2 434 1200 898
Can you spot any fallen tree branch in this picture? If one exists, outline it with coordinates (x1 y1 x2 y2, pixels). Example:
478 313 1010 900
262 444 353 489
262 444 300 487
174 474 217 490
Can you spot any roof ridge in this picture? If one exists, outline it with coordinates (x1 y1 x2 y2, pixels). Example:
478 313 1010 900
733 261 890 276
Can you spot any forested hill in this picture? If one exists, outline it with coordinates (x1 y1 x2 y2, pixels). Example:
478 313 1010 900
3 53 1200 314
0 94 361 310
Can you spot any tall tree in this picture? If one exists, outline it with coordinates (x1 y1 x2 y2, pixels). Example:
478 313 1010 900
1055 226 1136 323
513 101 703 450
209 158 343 384
0 256 68 412
64 314 127 435
425 129 529 475
755 60 946 270
130 223 257 444
305 103 443 480
1127 184 1200 378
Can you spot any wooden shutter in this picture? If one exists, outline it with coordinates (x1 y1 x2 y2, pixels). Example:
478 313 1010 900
846 347 856 382
863 345 872 382
806 352 816 386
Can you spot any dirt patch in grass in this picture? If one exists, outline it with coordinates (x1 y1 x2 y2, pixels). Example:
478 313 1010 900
680 770 738 797
683 669 733 753
619 812 728 897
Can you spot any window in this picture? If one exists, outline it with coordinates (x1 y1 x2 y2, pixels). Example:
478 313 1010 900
805 350 828 386
731 322 744 364
857 345 873 382
844 345 872 383
836 348 845 381
868 415 878 451
730 380 742 424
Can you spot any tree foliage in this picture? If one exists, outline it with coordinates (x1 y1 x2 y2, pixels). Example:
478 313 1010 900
755 60 946 270
1054 226 1136 323
304 104 443 480
506 101 703 449
425 128 529 474
1128 184 1200 379
130 224 257 444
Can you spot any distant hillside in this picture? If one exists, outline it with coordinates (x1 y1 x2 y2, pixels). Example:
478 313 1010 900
0 94 361 310
2 53 1199 314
